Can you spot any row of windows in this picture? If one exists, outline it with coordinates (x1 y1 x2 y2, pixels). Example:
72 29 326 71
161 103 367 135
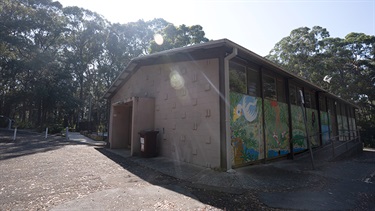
229 62 300 104
229 62 354 114
229 62 286 102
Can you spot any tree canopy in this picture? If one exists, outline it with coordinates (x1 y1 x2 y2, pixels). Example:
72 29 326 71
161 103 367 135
266 26 375 132
0 0 209 131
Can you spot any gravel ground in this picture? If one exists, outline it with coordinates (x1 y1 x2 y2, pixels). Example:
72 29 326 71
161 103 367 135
1 129 374 210
0 130 272 210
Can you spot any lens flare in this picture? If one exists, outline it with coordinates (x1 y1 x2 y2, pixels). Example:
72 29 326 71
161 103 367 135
169 70 184 90
154 34 164 45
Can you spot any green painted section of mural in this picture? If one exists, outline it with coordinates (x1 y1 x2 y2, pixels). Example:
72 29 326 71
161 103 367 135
337 115 344 140
263 99 290 158
328 110 336 139
230 92 263 166
350 117 357 138
290 105 307 152
342 115 349 139
306 108 320 147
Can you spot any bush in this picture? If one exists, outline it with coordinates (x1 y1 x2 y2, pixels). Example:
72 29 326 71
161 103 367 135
361 130 375 148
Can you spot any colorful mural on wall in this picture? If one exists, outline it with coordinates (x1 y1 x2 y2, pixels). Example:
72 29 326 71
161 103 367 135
320 111 330 145
263 99 290 158
306 108 320 147
328 109 337 140
230 91 355 165
230 92 263 166
290 104 307 152
342 115 349 140
350 117 357 138
337 115 344 141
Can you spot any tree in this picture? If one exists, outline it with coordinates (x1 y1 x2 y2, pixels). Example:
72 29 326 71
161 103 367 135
149 23 209 53
0 0 77 127
266 26 375 134
0 0 210 131
62 6 108 122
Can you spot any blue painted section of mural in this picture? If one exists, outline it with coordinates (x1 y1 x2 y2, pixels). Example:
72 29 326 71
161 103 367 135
268 150 289 158
321 125 330 145
320 111 330 145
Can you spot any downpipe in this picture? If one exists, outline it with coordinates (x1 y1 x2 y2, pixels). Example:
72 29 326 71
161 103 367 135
224 48 238 172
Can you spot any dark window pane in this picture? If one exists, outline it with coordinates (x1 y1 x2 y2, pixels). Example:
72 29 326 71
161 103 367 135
289 84 297 105
305 92 311 108
342 104 346 117
247 69 259 97
276 78 286 102
229 62 246 94
337 102 342 115
263 75 276 100
310 92 316 109
319 95 326 111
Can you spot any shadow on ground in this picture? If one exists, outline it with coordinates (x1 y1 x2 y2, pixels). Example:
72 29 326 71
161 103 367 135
0 129 96 161
95 147 375 210
94 148 275 210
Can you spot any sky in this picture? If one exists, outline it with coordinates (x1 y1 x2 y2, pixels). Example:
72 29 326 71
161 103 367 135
57 0 374 56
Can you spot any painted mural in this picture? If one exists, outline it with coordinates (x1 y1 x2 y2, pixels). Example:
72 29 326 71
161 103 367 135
263 99 290 158
320 111 330 145
337 115 344 141
230 92 263 166
329 110 337 140
290 104 307 152
350 117 357 138
342 115 349 140
306 108 320 147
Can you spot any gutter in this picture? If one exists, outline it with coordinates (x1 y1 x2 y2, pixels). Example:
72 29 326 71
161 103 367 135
223 47 238 171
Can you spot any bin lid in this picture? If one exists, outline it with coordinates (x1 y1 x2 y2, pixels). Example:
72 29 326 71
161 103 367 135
139 130 159 135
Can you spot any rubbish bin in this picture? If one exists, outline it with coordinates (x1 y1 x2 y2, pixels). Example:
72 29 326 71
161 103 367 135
138 130 159 157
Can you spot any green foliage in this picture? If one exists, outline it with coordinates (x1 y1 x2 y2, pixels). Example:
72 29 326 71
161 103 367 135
229 66 247 94
267 26 375 135
0 0 209 130
149 23 209 53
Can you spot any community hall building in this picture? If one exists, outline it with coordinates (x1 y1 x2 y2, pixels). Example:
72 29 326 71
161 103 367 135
103 39 359 170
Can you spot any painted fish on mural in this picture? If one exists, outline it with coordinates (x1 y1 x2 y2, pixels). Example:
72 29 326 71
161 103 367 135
233 96 257 122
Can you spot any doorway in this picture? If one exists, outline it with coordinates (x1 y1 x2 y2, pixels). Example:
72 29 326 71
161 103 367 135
111 102 133 149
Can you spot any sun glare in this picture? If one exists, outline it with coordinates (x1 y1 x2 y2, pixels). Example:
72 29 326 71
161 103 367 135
154 34 164 45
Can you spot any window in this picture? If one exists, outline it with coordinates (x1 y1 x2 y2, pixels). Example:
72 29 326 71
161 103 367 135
289 84 304 105
304 91 316 109
337 102 342 115
276 78 286 102
296 88 303 105
327 99 335 114
305 92 311 108
289 84 297 105
341 104 347 117
263 75 276 100
229 62 246 94
247 68 260 97
310 92 316 109
319 95 327 111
